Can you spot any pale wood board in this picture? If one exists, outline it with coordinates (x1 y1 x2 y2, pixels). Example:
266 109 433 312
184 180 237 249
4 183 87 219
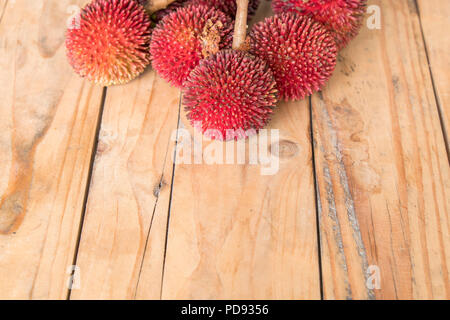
156 2 321 300
160 102 321 300
1 0 449 300
313 0 450 299
417 0 450 153
0 0 104 299
70 71 181 299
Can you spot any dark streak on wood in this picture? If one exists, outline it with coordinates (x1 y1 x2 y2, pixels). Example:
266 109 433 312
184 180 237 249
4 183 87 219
414 0 450 159
37 1 70 58
0 0 8 25
0 89 63 234
158 91 182 299
321 161 352 299
316 93 375 299
133 83 182 298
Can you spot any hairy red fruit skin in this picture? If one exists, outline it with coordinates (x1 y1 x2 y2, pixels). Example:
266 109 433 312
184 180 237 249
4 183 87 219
272 0 367 50
249 13 337 101
183 50 278 141
154 0 260 21
150 5 233 88
65 0 152 86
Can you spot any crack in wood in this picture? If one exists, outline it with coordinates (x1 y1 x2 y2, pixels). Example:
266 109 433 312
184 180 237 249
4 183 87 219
317 93 375 299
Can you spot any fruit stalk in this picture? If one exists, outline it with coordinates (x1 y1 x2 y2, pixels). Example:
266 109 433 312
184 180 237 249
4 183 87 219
232 0 249 49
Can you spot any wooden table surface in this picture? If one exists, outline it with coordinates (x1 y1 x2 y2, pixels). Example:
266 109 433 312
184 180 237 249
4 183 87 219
0 0 448 300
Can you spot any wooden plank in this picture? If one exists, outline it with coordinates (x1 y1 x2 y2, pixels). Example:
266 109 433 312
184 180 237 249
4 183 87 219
313 0 450 299
417 0 450 153
0 1 7 23
0 0 104 299
70 71 181 299
161 102 320 299
157 1 321 300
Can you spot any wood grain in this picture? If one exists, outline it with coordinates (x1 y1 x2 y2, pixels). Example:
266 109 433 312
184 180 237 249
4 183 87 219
1 0 449 300
152 0 319 300
70 71 181 299
160 100 320 299
417 0 450 154
313 0 450 299
0 0 104 299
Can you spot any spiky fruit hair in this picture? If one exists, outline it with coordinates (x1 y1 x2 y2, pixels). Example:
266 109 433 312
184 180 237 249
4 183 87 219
150 4 233 88
183 50 278 140
66 0 152 86
249 13 337 101
272 0 367 50
154 0 260 21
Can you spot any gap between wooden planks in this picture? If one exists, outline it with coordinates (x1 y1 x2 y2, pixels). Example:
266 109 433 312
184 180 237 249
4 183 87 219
70 0 321 300
0 0 103 299
313 0 449 299
157 1 320 300
69 70 181 299
416 0 450 157
0 0 448 300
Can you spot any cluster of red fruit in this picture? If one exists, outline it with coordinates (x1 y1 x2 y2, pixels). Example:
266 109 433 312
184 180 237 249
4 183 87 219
66 0 367 140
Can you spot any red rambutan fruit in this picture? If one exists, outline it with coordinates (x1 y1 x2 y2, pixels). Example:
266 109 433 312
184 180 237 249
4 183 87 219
249 13 337 101
183 50 278 140
150 5 233 87
66 0 152 86
153 0 260 21
272 0 367 50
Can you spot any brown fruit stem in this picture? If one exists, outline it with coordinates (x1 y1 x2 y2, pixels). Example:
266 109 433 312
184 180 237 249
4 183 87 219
146 0 177 13
232 0 249 50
